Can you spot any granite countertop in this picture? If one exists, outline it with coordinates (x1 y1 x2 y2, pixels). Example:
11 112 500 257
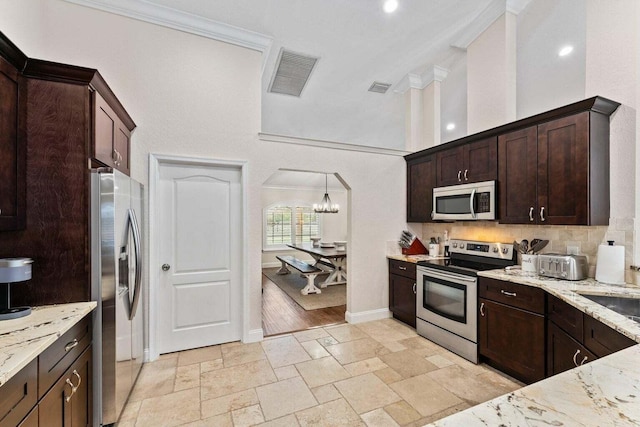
388 254 447 263
427 270 640 426
428 344 640 426
0 302 96 387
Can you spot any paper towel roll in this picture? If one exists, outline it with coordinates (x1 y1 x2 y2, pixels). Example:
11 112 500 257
595 242 625 285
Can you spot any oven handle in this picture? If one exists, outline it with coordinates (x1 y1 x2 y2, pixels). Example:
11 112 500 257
419 267 477 284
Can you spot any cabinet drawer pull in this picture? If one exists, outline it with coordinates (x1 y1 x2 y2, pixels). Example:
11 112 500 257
457 170 462 182
65 338 79 352
464 169 468 181
480 302 485 316
579 355 589 366
398 266 407 271
412 283 416 294
500 290 517 297
529 207 534 222
540 206 546 222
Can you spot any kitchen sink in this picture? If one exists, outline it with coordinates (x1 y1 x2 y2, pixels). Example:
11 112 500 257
578 294 640 323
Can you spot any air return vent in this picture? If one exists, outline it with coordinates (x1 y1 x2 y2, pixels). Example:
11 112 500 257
268 49 319 97
368 81 392 94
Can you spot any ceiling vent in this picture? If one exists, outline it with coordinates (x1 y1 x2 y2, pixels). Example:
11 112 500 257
268 48 318 97
368 81 392 94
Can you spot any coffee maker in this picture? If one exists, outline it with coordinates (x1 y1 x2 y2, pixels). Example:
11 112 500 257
0 257 34 320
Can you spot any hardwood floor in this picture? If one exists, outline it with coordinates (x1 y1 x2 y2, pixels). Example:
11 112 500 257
262 272 346 337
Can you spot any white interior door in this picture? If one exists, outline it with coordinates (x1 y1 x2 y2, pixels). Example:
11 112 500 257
157 162 242 354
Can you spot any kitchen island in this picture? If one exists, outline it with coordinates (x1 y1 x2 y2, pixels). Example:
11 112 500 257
427 270 640 426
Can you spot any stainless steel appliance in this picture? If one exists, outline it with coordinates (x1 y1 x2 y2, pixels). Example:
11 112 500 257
91 168 144 426
416 239 515 363
432 180 496 221
538 253 588 280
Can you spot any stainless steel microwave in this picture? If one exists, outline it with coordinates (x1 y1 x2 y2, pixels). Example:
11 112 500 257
432 180 496 221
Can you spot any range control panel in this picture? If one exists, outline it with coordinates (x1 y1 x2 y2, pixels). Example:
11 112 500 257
448 239 514 260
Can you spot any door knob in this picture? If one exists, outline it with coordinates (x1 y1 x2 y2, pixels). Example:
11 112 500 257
162 264 171 271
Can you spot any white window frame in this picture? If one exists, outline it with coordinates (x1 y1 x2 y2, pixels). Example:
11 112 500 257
263 202 322 251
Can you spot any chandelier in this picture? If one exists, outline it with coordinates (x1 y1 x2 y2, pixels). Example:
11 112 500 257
313 174 339 213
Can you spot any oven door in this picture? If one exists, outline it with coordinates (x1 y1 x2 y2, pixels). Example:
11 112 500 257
416 266 477 342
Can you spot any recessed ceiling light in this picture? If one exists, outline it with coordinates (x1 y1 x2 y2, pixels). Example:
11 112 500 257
558 45 573 57
383 0 398 13
446 123 455 131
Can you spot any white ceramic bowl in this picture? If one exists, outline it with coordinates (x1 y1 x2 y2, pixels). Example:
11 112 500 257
334 241 347 251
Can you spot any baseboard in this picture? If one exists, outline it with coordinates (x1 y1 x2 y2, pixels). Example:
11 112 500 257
262 262 281 269
243 328 264 343
345 308 392 324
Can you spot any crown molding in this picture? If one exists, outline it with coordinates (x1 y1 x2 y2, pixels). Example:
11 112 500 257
63 0 273 53
394 66 449 94
450 0 505 50
259 133 410 157
506 0 533 14
394 73 423 94
421 65 449 85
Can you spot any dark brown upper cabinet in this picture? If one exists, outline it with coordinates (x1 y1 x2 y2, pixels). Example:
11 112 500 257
405 96 619 225
406 154 436 222
0 41 27 231
499 109 613 225
94 92 132 176
435 137 497 187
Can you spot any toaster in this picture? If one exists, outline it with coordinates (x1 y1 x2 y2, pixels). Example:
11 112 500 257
538 254 588 280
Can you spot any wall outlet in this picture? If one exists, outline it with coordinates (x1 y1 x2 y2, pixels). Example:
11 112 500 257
567 245 579 255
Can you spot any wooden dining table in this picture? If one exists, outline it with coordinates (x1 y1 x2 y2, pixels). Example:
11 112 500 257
286 242 347 287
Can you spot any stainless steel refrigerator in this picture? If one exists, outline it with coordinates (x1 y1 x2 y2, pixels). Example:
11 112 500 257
91 168 144 426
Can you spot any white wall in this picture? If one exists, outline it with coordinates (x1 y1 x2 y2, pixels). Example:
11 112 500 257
261 187 348 267
467 13 517 133
0 0 405 346
516 0 586 119
440 54 467 143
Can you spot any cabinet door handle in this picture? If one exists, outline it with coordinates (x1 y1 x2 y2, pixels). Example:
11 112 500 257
457 170 462 182
540 206 546 222
464 169 468 181
398 266 407 271
572 349 581 367
71 369 82 390
412 283 416 294
500 290 517 297
480 302 485 316
579 355 589 366
529 207 534 222
65 378 75 403
65 339 79 352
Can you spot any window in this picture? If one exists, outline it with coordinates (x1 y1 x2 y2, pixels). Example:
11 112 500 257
264 204 321 249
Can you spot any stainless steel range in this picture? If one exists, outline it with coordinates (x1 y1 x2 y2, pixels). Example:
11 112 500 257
416 239 516 363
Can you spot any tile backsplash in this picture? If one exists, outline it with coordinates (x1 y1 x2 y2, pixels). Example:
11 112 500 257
420 217 635 280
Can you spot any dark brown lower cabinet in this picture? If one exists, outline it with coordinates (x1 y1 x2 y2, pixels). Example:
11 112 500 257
479 298 545 384
389 259 417 328
547 320 596 376
389 274 416 328
39 346 92 427
17 407 37 427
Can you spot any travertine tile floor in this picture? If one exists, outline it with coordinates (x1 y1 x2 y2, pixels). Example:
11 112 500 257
119 319 522 427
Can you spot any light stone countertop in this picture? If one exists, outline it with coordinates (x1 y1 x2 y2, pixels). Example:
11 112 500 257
0 302 96 387
428 344 640 426
387 254 447 263
426 270 640 427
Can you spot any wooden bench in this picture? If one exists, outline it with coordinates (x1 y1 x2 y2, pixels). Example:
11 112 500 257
276 255 323 295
